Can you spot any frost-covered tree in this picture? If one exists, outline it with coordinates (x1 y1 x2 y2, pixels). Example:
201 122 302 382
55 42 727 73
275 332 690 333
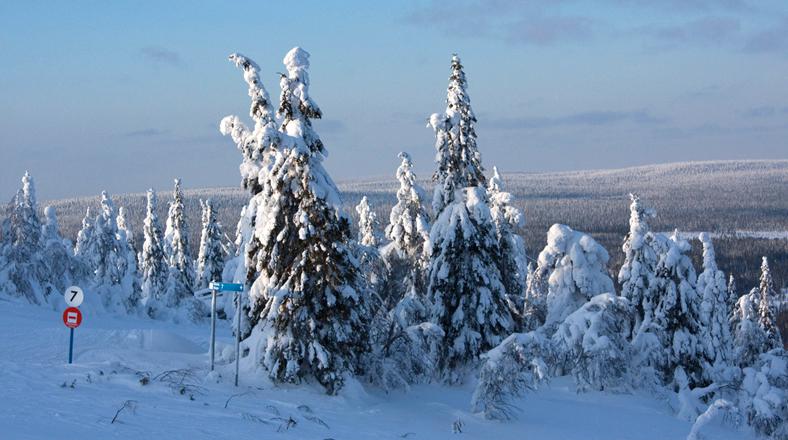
429 54 485 215
696 233 734 382
115 208 141 312
195 199 225 289
354 196 386 312
39 206 86 302
74 207 93 258
355 196 379 247
163 179 200 316
522 262 548 332
380 152 431 307
427 186 516 383
537 224 615 327
471 331 550 420
0 172 45 304
757 257 783 352
618 194 659 334
487 166 527 310
737 348 787 438
552 293 632 392
726 274 738 319
221 48 369 394
116 207 136 252
637 232 703 387
139 189 168 316
731 287 766 368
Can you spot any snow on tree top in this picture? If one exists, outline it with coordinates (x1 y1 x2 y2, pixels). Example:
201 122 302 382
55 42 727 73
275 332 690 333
284 47 310 72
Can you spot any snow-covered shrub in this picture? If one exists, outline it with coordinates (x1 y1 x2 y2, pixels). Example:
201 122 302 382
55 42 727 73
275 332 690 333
522 262 548 332
552 293 632 391
537 224 615 327
757 257 783 352
429 54 485 215
354 196 386 310
738 349 787 438
163 179 203 319
427 186 516 383
471 331 551 420
365 287 443 391
487 166 527 310
686 399 741 440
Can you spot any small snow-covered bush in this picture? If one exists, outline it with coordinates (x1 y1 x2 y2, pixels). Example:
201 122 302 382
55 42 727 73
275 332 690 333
686 399 741 440
552 293 632 392
738 349 787 438
471 331 551 420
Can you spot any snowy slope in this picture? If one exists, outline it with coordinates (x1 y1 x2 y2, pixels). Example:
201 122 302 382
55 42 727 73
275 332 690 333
0 300 752 440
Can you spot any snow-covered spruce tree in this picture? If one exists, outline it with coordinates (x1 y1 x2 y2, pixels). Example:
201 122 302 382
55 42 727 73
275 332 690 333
74 207 93 258
427 186 516 383
731 287 766 368
162 179 204 320
758 257 783 352
737 348 787 438
487 166 527 311
618 194 659 334
116 206 141 311
429 54 485 215
726 274 738 319
537 224 615 328
522 262 548 332
696 233 734 383
552 293 632 392
39 206 87 303
642 231 704 387
380 152 431 307
471 331 551 420
139 189 168 317
354 196 386 311
89 192 139 312
195 199 225 290
222 48 369 395
0 172 45 304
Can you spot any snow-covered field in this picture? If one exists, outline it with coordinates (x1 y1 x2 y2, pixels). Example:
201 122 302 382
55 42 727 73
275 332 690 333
0 300 751 440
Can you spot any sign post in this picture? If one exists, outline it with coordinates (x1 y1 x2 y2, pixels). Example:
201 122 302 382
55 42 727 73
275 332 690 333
62 306 82 364
206 282 244 382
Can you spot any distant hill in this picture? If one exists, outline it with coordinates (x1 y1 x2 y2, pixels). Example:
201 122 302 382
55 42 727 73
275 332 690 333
37 159 788 290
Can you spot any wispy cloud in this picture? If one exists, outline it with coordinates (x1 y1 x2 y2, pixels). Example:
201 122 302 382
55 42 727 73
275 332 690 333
740 105 788 118
636 17 741 47
140 46 183 67
743 18 788 53
485 109 667 130
122 128 169 138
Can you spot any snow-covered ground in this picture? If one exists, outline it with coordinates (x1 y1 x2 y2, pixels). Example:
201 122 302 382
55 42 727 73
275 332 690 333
0 300 752 440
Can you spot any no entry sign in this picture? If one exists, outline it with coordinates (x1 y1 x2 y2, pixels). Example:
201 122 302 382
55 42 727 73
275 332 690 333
62 307 82 329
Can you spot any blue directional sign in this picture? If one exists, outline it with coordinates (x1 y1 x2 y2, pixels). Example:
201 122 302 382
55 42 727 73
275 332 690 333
209 282 244 292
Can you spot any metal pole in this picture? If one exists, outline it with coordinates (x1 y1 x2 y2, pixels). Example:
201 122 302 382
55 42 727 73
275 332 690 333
68 328 74 364
210 289 217 371
235 291 241 387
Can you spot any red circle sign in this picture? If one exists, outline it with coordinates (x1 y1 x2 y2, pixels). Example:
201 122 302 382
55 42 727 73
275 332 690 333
62 307 82 329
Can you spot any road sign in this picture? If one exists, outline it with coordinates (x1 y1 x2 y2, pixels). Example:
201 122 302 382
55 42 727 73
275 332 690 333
63 307 82 329
64 286 84 307
209 282 244 292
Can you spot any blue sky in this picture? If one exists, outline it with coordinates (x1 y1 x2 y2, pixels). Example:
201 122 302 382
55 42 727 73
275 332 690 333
1 0 787 200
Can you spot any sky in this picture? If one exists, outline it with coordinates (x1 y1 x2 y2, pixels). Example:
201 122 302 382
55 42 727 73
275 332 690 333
1 0 787 201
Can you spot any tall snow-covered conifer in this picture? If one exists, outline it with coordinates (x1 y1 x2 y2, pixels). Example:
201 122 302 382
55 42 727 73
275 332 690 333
757 257 782 351
427 186 515 383
381 152 431 305
429 54 485 215
221 47 369 394
696 233 733 382
619 194 659 334
195 199 225 289
0 172 45 304
163 179 198 313
487 166 527 310
139 189 168 316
